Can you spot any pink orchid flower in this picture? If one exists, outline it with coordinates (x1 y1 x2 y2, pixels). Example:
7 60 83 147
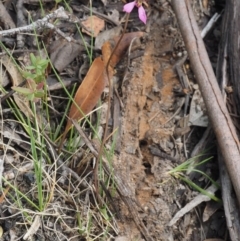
123 1 147 24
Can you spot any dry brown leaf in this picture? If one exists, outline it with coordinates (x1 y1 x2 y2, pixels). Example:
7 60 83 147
60 57 106 147
95 26 122 50
111 32 144 67
101 31 144 83
23 215 41 240
107 9 120 25
49 39 83 72
0 56 35 119
60 32 144 148
82 16 105 37
102 31 144 69
202 200 222 222
0 58 11 87
0 56 24 87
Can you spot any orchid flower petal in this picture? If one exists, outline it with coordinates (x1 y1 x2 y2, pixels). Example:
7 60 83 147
123 1 136 13
138 6 147 24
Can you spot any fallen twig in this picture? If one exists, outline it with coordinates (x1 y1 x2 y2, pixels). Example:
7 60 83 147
172 0 240 206
0 7 77 42
149 146 179 162
201 12 221 38
168 181 219 226
218 153 240 241
216 15 240 240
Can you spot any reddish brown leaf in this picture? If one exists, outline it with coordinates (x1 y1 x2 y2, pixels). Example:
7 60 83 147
59 57 106 147
59 32 144 149
102 32 145 69
101 41 115 79
101 32 144 85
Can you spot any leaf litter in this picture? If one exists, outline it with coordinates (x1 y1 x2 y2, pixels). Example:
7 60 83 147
0 0 230 240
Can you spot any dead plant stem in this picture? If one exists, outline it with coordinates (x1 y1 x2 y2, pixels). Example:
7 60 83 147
172 0 240 207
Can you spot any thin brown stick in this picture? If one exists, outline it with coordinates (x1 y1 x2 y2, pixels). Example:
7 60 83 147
1 80 27 103
172 0 240 206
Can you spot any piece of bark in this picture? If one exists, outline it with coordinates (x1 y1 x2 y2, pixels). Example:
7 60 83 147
171 0 240 207
218 152 240 241
227 0 240 110
216 5 240 240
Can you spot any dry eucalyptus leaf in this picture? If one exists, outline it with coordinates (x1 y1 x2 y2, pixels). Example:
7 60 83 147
59 56 106 148
0 56 34 119
23 215 41 240
102 32 145 67
50 39 84 72
0 125 22 146
107 9 120 25
82 16 105 37
1 55 48 127
0 56 22 85
168 182 219 226
95 26 122 50
202 201 222 222
188 89 208 127
0 59 11 87
0 56 22 87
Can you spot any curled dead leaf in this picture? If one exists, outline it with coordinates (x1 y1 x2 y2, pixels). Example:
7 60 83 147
49 39 83 72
